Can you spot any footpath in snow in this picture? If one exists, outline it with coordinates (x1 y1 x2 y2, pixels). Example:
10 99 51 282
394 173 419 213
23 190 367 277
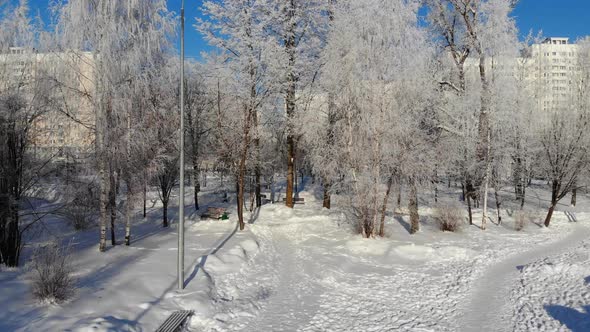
462 222 590 332
3 184 590 331
191 192 590 332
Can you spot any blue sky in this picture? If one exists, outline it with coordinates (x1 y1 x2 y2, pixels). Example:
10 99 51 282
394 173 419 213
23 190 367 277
12 0 590 58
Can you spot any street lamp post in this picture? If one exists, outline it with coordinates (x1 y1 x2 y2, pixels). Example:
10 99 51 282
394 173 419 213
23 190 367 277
178 0 185 290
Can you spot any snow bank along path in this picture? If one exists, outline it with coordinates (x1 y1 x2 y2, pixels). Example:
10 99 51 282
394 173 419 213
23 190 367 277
461 220 590 332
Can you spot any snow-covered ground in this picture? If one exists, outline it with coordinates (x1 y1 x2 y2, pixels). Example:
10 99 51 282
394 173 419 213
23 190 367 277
2 179 590 331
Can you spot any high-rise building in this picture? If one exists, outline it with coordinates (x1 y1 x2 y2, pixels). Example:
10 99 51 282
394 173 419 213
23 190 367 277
530 37 580 114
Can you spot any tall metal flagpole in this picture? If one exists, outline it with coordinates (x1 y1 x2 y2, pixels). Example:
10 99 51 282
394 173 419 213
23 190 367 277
178 0 185 290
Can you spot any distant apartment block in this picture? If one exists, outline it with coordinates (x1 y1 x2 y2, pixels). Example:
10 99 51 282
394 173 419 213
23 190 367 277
462 37 583 120
530 37 581 114
0 47 95 160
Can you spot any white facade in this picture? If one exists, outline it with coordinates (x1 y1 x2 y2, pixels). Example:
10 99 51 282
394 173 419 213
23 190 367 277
530 38 580 114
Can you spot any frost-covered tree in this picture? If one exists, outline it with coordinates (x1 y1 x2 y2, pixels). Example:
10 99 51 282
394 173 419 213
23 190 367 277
198 0 280 230
52 0 175 250
261 0 329 208
184 62 212 211
305 0 437 237
538 37 590 227
427 0 518 227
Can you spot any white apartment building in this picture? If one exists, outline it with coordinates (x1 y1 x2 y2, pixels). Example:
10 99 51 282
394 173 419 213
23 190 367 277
530 37 580 114
0 47 95 159
462 37 584 119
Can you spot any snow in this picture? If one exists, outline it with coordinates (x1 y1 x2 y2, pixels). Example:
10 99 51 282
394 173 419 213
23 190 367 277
2 181 590 331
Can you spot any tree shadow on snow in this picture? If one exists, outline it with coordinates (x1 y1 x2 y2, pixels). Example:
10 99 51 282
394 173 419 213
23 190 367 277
564 211 577 222
183 223 239 288
248 207 261 224
67 315 141 332
545 304 590 332
394 216 412 234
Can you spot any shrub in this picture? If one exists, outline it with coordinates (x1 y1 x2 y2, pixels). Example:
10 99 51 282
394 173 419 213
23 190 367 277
31 243 75 303
433 204 464 232
63 204 95 230
62 183 98 230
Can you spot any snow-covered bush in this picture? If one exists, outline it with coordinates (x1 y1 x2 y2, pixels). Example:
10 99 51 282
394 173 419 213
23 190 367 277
30 243 76 303
433 204 464 232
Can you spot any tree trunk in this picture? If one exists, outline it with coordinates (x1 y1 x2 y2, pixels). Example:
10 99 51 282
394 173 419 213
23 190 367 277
109 167 117 246
237 175 245 230
494 187 502 225
249 175 256 212
433 168 438 204
461 182 465 201
544 203 556 228
125 178 132 246
544 181 559 227
99 159 108 252
252 107 262 209
1 199 21 267
323 180 331 209
125 112 132 246
513 154 525 201
481 138 491 230
409 177 419 234
236 101 252 230
571 187 577 207
193 161 200 211
142 175 147 219
466 193 473 225
294 161 298 197
98 95 110 252
378 175 394 237
270 173 275 203
286 136 295 208
162 199 169 227
361 207 374 238
284 1 297 209
476 52 491 193
396 175 402 208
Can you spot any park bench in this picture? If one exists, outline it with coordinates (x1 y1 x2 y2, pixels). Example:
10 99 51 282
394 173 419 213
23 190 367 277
282 197 305 204
201 207 228 220
259 194 273 204
155 310 193 332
